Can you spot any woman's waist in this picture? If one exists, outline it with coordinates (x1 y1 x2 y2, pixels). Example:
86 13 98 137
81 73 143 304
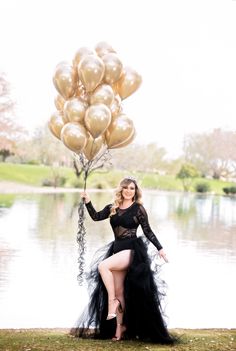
114 235 137 242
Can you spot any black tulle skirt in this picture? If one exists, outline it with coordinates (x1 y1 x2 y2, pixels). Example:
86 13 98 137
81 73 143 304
70 236 175 344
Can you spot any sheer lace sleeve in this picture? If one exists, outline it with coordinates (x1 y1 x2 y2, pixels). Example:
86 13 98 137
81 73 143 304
85 201 111 221
136 204 163 251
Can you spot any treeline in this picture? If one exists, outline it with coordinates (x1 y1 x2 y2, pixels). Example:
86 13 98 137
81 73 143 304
1 72 236 184
2 125 236 180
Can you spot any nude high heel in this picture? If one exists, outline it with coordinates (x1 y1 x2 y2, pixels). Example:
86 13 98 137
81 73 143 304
112 323 127 341
106 298 122 320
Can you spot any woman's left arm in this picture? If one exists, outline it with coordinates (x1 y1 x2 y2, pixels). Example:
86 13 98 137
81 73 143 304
137 205 168 262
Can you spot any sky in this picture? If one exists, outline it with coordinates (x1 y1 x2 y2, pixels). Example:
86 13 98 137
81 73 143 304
1 0 236 158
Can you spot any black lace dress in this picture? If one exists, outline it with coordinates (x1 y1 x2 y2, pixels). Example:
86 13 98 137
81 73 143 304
71 201 174 344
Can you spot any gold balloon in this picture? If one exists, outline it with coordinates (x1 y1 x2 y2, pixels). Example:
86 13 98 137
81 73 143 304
48 122 57 139
54 94 65 111
64 98 87 124
90 84 114 106
84 103 111 139
110 95 122 118
112 128 136 149
76 81 86 95
62 114 69 124
95 41 116 57
61 122 88 153
102 53 123 84
83 134 104 161
48 111 65 139
53 62 77 99
105 113 134 149
78 55 105 92
115 66 142 100
54 61 71 70
73 47 95 67
75 83 90 104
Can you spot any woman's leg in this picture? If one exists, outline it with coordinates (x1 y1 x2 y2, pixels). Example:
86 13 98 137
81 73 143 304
112 270 127 340
98 250 132 317
113 270 126 314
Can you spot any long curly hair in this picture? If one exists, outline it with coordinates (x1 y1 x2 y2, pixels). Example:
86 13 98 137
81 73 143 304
110 177 143 216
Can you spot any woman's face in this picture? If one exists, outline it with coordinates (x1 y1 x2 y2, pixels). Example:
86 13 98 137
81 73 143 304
121 181 136 201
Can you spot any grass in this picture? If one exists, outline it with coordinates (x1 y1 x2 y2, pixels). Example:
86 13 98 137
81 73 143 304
0 194 16 207
0 162 77 187
0 329 235 351
138 173 184 191
0 162 235 195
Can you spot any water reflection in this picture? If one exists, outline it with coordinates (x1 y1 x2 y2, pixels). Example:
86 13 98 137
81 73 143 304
0 191 235 329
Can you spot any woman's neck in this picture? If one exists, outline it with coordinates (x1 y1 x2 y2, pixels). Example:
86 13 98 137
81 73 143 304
120 199 133 209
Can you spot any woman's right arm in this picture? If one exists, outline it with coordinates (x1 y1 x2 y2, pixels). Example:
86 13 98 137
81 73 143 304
81 191 111 221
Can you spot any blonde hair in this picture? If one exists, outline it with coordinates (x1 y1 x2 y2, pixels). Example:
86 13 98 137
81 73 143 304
110 177 142 216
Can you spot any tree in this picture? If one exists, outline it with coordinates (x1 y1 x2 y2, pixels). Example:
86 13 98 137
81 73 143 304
111 142 167 172
17 124 72 166
176 163 199 191
162 157 184 176
0 72 26 161
184 128 236 179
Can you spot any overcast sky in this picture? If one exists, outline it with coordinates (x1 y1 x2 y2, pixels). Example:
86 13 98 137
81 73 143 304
1 0 236 157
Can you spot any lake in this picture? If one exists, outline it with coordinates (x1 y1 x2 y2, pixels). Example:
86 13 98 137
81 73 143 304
0 190 235 329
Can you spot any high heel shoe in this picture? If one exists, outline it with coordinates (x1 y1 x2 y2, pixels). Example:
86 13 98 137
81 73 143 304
112 323 126 341
106 298 122 320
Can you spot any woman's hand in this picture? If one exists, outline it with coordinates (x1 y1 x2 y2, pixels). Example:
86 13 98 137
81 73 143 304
158 249 169 263
81 191 90 204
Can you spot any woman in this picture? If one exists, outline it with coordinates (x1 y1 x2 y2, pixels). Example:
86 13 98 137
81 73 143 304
71 177 175 344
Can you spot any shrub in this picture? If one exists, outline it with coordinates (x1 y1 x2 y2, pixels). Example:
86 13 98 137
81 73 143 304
57 176 67 186
27 160 40 165
69 178 84 188
176 163 199 191
223 186 236 195
195 182 210 193
42 178 54 187
223 187 230 194
230 186 236 194
41 176 66 187
90 179 109 189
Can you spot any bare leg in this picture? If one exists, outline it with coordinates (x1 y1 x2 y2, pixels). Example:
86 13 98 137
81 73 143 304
113 270 126 315
112 270 127 340
98 250 132 318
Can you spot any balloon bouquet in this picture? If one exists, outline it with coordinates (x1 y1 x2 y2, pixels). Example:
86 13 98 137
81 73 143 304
48 41 142 283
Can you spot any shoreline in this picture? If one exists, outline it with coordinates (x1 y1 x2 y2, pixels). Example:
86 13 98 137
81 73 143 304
0 181 179 196
0 180 225 197
0 181 80 194
0 181 113 194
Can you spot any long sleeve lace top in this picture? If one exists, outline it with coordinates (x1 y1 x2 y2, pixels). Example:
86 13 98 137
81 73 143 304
85 201 163 251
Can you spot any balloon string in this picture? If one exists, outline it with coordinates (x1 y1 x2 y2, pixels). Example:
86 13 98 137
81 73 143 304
83 171 88 191
77 171 88 285
90 139 95 166
75 149 111 285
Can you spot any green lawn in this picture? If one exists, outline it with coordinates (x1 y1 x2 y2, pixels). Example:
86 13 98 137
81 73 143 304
0 329 235 351
0 162 77 187
0 194 16 207
0 162 235 194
